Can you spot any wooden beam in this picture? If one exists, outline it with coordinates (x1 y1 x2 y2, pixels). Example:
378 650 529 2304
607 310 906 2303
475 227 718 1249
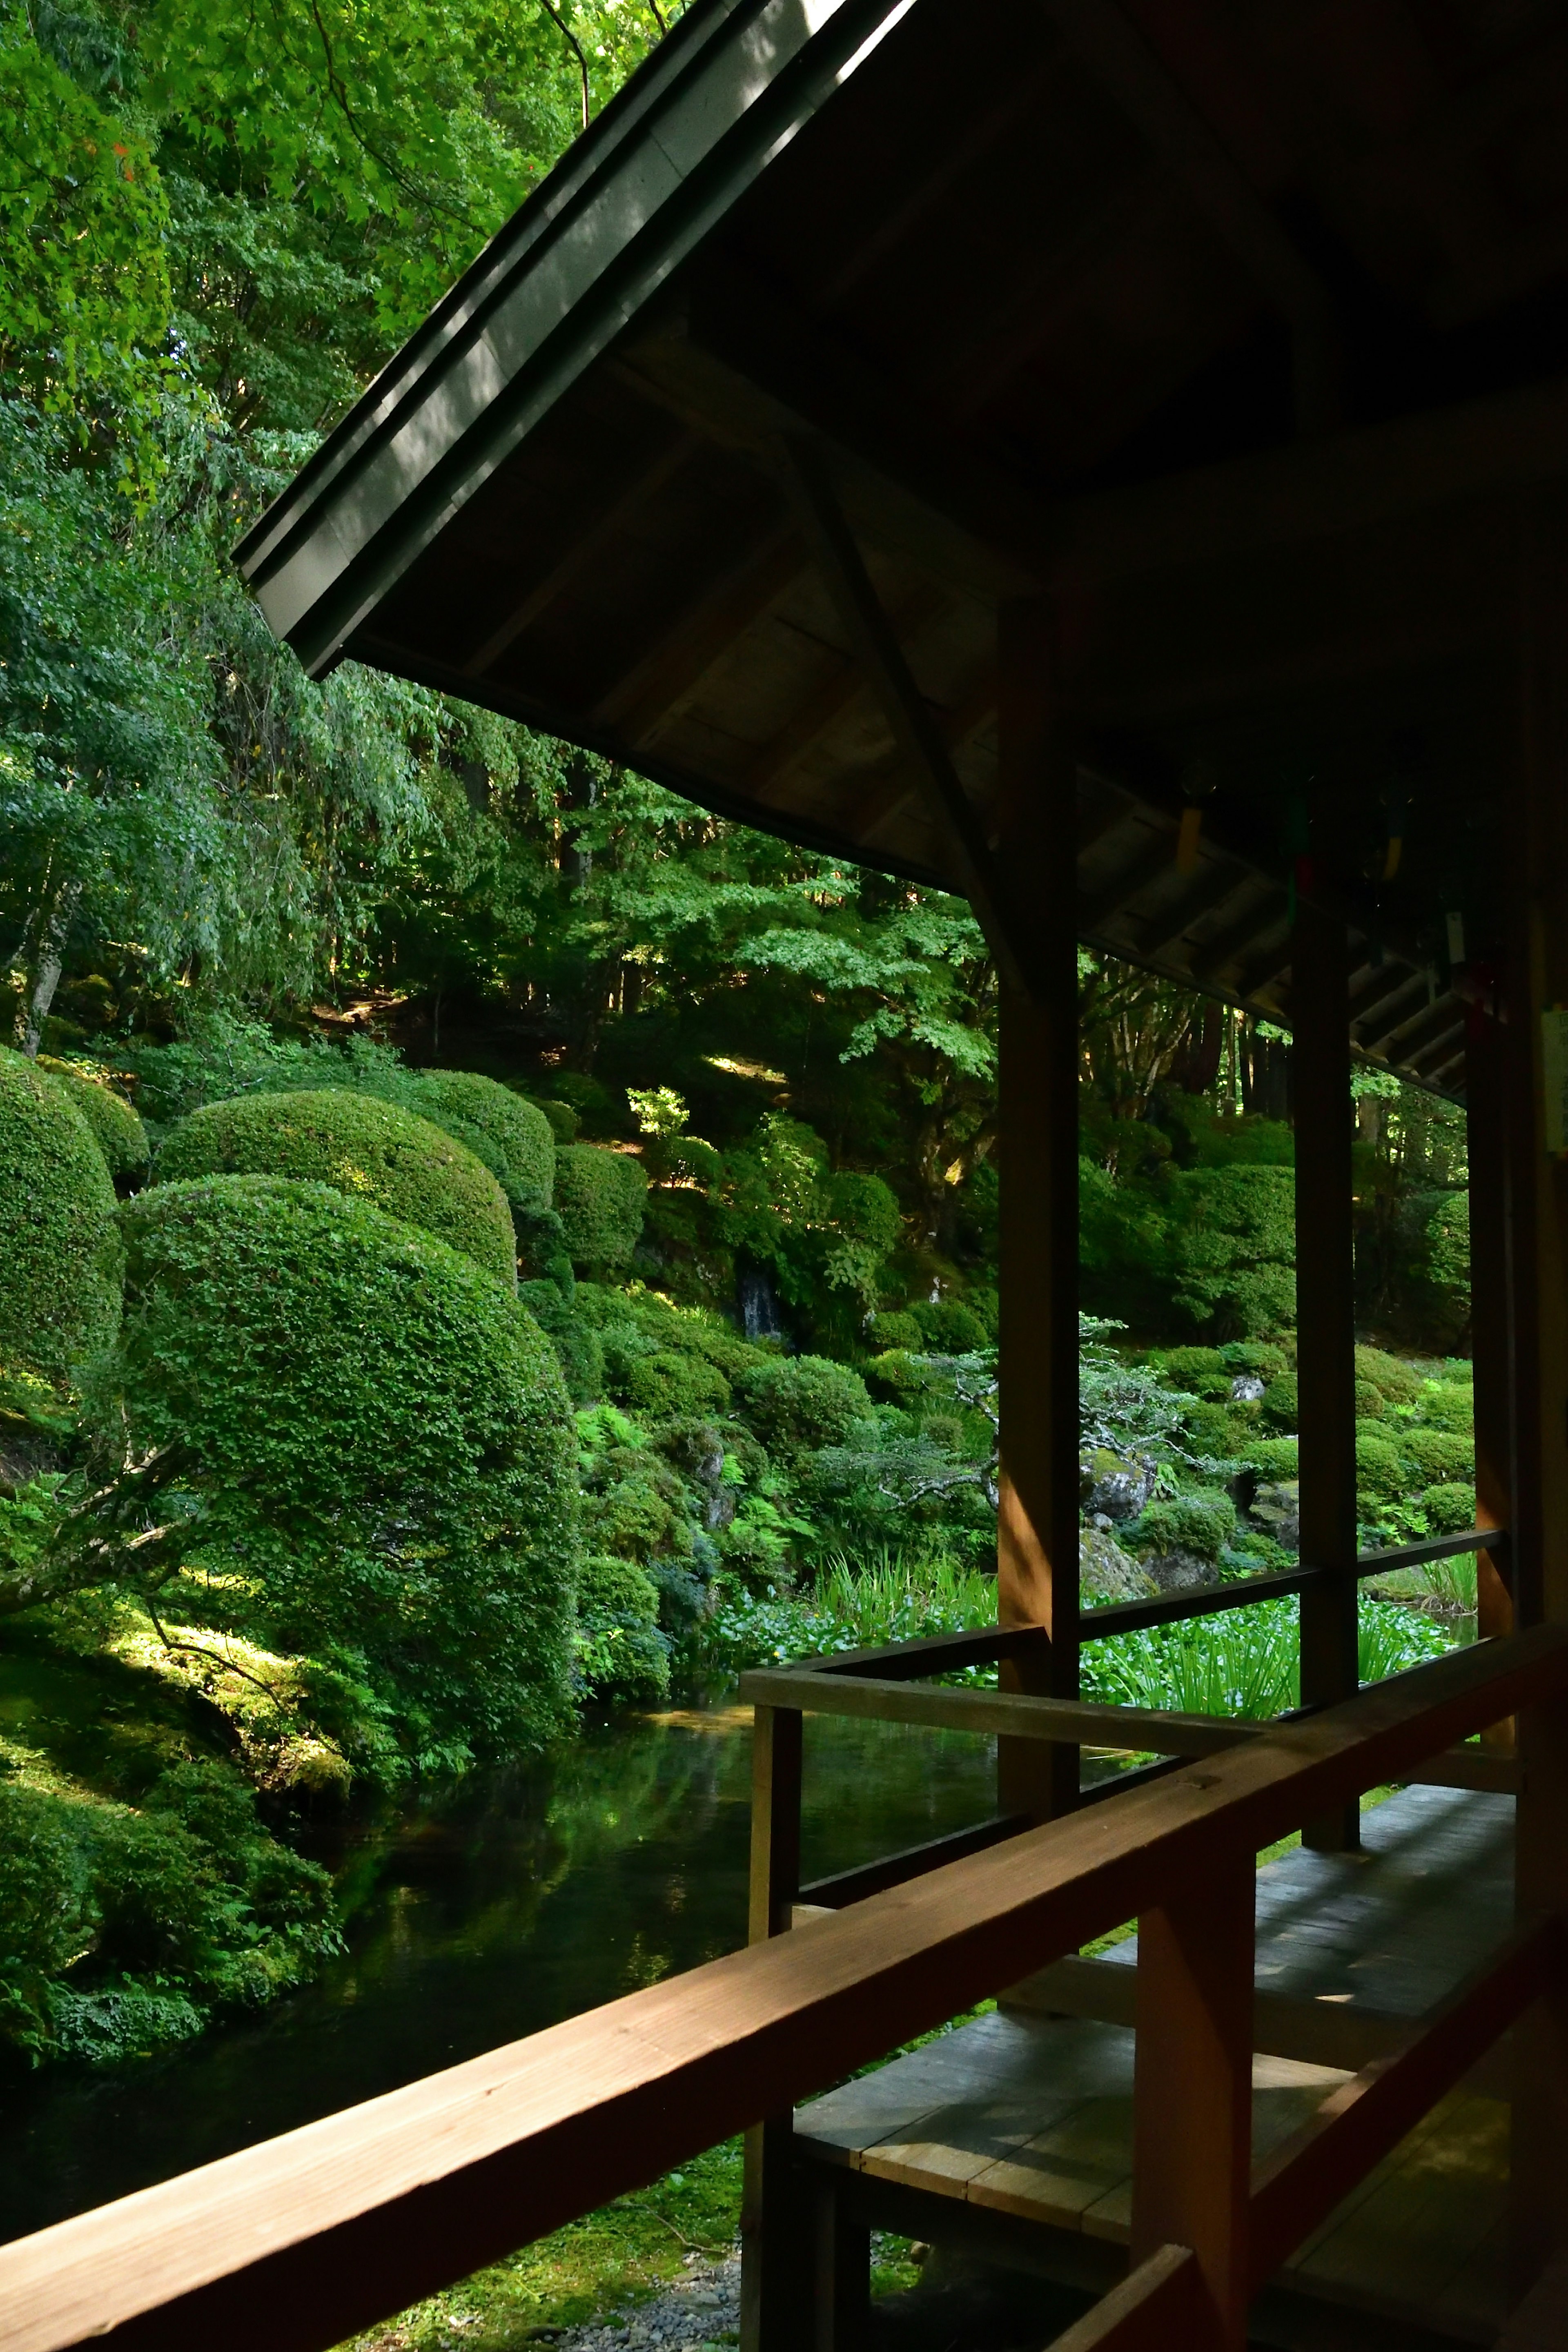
1045 2243 1200 2352
1187 897 1285 984
1249 1919 1556 2287
1037 0 1337 435
1357 975 1437 1051
589 525 803 740
4 1628 1567 2352
742 1704 806 2351
463 427 698 678
1293 903 1360 1852
742 581 945 802
739 1670 1263 1758
1077 827 1178 935
780 436 1039 1001
1132 1859 1255 2346
1082 1565 1319 1637
1135 858 1247 959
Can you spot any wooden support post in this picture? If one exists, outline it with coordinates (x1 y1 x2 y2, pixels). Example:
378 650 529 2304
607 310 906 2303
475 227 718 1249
1508 503 1568 2301
1131 1860 1256 2349
995 599 1080 1822
741 1707 806 2352
1466 1005 1515 1673
812 2182 870 2351
1292 901 1360 1851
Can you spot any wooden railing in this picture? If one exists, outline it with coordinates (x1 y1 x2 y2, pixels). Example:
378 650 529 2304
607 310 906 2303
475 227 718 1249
0 1620 1562 2352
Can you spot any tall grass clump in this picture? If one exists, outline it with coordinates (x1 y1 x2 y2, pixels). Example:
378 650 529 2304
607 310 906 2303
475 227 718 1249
1081 1596 1453 1719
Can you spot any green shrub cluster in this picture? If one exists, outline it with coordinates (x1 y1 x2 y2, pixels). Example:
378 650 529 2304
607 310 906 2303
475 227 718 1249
735 1355 873 1461
1134 1490 1236 1563
0 1750 336 2069
156 1088 517 1287
36 1059 149 1189
0 1045 120 1385
105 1178 579 1768
405 1071 555 1212
554 1145 648 1270
573 1555 670 1706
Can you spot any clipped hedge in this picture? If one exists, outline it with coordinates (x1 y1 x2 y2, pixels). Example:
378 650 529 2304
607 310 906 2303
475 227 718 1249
108 1177 578 1765
737 1354 872 1457
0 1045 120 1383
574 1554 670 1706
554 1144 648 1269
36 1059 149 1189
404 1071 555 1212
156 1088 516 1287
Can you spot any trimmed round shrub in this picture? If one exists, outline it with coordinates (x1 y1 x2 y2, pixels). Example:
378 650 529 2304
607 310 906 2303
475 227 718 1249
910 1298 989 1353
554 1144 648 1269
1355 1430 1406 1501
1259 1374 1298 1432
1179 1399 1239 1457
1135 1490 1236 1563
1422 1481 1478 1535
1158 1346 1228 1391
737 1354 873 1456
621 1349 731 1419
534 1098 580 1144
1353 1345 1421 1408
0 1045 120 1383
405 1071 555 1212
868 1310 924 1352
1219 1341 1289 1382
1402 1427 1473 1483
36 1058 149 1189
107 1178 578 1764
1244 1435 1299 1482
1415 1381 1474 1435
156 1089 516 1287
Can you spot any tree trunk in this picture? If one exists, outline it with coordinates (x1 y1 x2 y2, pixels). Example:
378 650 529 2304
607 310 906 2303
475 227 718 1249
10 878 81 1056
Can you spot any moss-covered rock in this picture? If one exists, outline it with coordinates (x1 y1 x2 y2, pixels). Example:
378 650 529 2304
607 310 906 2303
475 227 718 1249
405 1071 555 1211
36 1059 149 1190
155 1088 516 1287
107 1177 579 1764
0 1045 120 1384
554 1144 648 1270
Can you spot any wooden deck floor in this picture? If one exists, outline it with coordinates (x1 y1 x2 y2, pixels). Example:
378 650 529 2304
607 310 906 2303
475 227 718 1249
794 1786 1516 2346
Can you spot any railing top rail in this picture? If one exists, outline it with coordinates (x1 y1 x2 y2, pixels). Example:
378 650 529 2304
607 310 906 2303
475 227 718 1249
3 1624 1563 2352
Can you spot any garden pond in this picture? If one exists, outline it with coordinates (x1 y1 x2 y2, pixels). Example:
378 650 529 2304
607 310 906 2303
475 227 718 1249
0 1686 1003 2244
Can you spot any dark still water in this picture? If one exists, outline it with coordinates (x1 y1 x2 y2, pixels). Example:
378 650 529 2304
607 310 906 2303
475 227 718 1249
0 1697 997 2244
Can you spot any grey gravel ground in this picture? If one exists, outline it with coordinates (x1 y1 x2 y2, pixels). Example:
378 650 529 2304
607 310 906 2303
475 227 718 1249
528 2251 739 2350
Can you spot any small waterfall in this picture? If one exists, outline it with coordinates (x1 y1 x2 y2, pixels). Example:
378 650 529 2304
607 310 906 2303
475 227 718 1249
737 1262 784 1342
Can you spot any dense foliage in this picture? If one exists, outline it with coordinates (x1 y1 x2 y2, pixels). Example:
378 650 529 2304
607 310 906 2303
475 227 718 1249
156 1087 518 1286
0 1044 120 1383
36 1056 148 1187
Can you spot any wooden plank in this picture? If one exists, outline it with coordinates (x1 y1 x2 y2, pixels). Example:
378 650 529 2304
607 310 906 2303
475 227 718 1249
739 1669 1262 1757
1294 903 1360 1853
3 1628 1566 2352
1132 1860 1256 2345
742 1704 803 2350
780 437 1035 1003
995 596 1081 1820
1356 1528 1510 1577
1496 2251 1568 2350
1249 1919 1555 2285
1044 2244 1200 2352
1081 1565 1319 1637
748 1621 1046 1682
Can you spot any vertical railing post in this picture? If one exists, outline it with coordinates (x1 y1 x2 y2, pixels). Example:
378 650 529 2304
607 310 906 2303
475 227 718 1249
1466 1002 1516 1716
1292 900 1360 1850
741 1705 805 2352
994 598 1080 1823
1131 1855 1256 2350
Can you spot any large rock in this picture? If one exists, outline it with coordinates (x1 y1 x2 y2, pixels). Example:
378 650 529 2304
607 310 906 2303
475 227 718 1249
1250 1479 1301 1552
1142 1549 1221 1594
1230 1373 1266 1403
1080 1447 1158 1522
1080 1526 1157 1604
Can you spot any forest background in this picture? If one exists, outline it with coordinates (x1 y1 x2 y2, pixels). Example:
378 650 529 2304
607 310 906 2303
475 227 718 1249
0 0 1474 2077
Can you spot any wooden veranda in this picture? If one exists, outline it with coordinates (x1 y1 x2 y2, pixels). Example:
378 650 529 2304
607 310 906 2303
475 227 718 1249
11 0 1568 2344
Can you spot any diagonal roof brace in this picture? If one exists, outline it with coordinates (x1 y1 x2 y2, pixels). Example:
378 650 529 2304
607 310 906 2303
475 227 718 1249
779 436 1044 1003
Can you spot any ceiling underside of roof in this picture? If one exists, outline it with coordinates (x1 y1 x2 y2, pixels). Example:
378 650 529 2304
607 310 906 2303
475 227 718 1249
239 0 1568 1102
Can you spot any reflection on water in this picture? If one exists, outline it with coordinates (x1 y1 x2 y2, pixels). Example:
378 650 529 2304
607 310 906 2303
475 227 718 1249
0 1696 998 2243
